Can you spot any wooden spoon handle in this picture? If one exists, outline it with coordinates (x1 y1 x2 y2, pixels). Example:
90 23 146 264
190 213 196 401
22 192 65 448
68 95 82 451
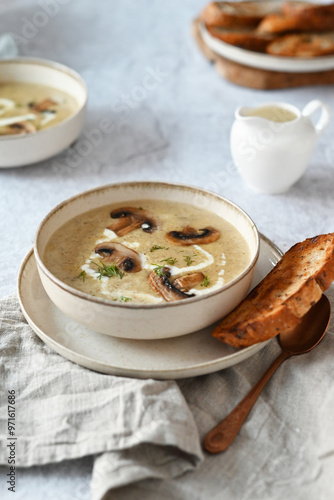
203 350 289 454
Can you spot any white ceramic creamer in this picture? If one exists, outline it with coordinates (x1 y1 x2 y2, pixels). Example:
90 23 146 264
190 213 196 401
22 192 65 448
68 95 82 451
230 100 330 194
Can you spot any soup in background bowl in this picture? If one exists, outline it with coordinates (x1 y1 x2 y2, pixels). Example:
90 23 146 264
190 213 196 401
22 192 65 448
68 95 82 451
0 81 78 136
34 182 260 340
0 58 87 167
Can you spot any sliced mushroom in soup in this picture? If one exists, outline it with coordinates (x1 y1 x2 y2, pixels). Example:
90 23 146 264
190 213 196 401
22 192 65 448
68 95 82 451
166 226 220 246
107 207 157 236
148 267 195 302
95 242 142 273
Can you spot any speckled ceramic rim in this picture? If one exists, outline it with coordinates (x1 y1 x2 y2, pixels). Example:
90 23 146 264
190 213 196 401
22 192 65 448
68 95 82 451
0 57 87 141
34 181 260 310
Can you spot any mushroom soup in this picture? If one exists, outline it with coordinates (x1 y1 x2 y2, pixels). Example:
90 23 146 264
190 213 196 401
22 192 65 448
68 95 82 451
44 200 251 304
0 82 78 136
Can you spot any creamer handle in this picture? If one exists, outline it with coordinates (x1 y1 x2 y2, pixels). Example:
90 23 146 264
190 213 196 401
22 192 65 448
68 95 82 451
302 100 330 137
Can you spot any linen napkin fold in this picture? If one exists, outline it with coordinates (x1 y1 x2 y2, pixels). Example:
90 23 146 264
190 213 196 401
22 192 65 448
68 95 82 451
0 294 204 498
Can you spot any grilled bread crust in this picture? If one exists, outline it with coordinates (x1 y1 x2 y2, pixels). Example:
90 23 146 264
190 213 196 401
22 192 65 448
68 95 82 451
200 1 334 55
258 2 334 34
266 33 334 57
200 1 280 28
282 1 334 17
213 234 334 348
207 25 275 52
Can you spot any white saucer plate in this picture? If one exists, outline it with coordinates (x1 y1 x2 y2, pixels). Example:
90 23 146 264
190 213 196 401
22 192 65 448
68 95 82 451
18 235 282 380
199 23 334 73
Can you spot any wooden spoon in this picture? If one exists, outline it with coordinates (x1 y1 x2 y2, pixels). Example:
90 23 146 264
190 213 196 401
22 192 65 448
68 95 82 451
203 294 331 454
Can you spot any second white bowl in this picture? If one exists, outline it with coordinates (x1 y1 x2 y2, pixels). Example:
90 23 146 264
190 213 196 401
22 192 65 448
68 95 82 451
0 58 87 168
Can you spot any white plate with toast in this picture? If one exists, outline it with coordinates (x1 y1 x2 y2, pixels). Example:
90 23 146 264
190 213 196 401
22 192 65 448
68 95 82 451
199 22 334 73
18 235 282 380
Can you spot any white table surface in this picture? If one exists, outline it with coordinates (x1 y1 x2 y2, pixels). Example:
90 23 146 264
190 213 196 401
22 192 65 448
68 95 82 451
1 1 334 499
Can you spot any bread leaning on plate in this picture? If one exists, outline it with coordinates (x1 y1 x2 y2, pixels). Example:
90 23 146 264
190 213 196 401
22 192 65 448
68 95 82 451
213 234 334 348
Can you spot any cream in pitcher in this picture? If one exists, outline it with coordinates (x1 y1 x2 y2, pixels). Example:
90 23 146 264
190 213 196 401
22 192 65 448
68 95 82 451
230 100 330 194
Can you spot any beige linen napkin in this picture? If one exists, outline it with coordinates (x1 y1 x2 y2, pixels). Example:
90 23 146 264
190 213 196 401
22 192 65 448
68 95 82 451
1 291 334 500
0 294 203 498
93 292 334 500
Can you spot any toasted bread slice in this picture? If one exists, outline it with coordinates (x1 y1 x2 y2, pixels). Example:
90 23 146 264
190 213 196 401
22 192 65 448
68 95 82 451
213 234 334 348
282 1 334 17
258 13 334 34
200 1 280 28
207 25 275 52
266 33 334 57
258 3 334 34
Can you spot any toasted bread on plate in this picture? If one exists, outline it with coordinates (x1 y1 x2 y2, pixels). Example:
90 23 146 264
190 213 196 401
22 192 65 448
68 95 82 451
207 25 275 52
200 1 280 28
266 33 334 57
258 13 334 34
282 1 334 17
258 2 334 34
213 234 334 348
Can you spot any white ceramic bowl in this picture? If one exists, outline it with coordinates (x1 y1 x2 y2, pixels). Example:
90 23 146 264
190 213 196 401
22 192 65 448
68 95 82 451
34 182 259 340
0 58 87 168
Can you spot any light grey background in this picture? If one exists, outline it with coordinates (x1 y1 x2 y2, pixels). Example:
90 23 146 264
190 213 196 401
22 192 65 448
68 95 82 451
1 1 334 499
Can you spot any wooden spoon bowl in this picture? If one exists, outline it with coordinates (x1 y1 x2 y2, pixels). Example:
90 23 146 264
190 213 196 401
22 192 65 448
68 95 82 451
204 294 331 454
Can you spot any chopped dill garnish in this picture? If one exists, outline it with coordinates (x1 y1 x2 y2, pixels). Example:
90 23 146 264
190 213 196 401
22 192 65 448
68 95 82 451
152 264 168 277
150 245 169 252
120 296 132 302
78 270 87 281
160 257 177 265
150 245 163 252
184 256 194 266
92 261 124 280
200 275 211 287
